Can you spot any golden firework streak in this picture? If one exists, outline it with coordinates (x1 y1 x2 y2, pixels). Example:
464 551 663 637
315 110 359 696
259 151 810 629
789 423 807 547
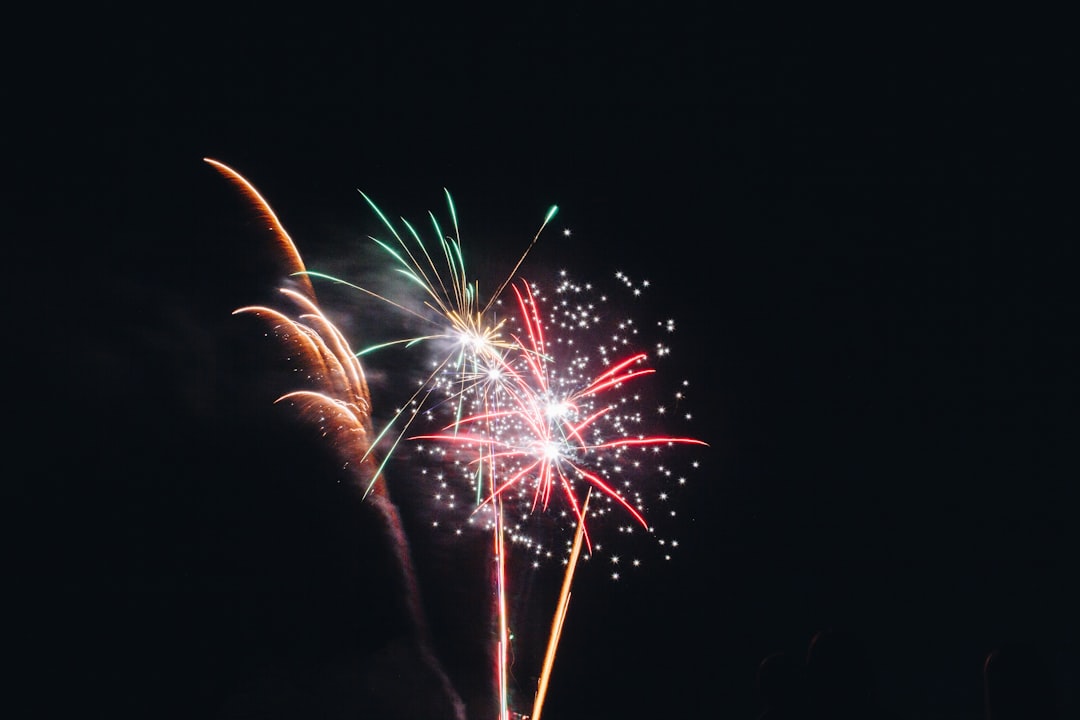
203 157 316 300
531 489 591 720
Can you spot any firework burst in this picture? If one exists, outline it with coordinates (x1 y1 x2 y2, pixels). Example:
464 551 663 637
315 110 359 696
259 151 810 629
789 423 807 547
410 270 707 572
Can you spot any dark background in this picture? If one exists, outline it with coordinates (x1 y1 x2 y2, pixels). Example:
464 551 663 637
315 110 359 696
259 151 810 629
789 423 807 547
12 8 1079 720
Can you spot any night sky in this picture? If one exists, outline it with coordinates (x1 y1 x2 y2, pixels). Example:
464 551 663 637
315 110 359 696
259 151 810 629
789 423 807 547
14 10 1079 720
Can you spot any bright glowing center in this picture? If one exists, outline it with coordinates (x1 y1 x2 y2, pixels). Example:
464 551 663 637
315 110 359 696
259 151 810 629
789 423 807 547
541 441 564 461
545 399 571 419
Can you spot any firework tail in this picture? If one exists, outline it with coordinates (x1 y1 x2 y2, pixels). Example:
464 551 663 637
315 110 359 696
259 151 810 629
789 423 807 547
531 489 591 720
205 158 466 718
494 497 511 720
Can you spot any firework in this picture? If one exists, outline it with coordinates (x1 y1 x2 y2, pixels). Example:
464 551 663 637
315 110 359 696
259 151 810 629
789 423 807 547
205 157 380 486
206 163 555 719
203 157 315 300
206 159 708 720
206 158 469 718
300 190 561 720
411 270 707 577
406 272 707 720
411 276 707 552
332 193 707 719
232 287 378 481
296 189 559 497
